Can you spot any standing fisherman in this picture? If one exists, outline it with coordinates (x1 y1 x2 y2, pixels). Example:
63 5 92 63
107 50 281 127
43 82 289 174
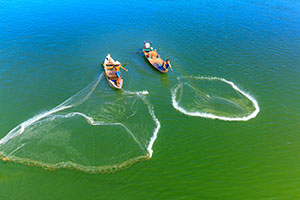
113 64 128 87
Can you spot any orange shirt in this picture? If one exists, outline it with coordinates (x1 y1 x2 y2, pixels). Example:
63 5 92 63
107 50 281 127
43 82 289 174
149 50 157 58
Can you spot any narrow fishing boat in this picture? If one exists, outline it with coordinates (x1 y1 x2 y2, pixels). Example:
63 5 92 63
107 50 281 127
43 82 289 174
103 54 128 90
142 40 173 73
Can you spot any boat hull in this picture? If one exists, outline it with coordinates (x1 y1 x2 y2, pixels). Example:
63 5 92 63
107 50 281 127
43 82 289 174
143 50 168 73
103 55 124 89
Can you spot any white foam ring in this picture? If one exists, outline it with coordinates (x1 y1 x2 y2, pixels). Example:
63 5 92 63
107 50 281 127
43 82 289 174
0 72 161 172
171 76 260 121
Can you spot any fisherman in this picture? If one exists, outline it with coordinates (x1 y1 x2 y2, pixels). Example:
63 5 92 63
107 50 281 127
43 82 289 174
144 42 151 50
113 63 128 87
161 59 173 71
148 49 158 59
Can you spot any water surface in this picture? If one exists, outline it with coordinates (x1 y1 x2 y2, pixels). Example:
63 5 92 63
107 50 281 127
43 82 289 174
0 0 300 199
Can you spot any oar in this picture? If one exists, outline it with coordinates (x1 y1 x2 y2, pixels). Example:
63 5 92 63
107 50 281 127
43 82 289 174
169 62 174 71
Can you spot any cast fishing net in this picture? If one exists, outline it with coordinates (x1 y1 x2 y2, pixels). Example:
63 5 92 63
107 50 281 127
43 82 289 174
0 73 160 173
171 76 259 121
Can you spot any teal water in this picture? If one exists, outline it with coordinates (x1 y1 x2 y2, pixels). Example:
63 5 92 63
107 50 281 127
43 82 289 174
1 0 300 199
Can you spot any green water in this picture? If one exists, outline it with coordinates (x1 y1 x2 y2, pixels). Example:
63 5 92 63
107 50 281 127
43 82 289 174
1 0 300 199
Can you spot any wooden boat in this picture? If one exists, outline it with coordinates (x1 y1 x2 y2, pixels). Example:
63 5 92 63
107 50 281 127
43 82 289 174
142 41 168 73
103 54 123 89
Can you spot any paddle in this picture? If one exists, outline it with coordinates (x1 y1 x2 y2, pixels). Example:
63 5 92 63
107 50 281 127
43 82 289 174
169 64 174 71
